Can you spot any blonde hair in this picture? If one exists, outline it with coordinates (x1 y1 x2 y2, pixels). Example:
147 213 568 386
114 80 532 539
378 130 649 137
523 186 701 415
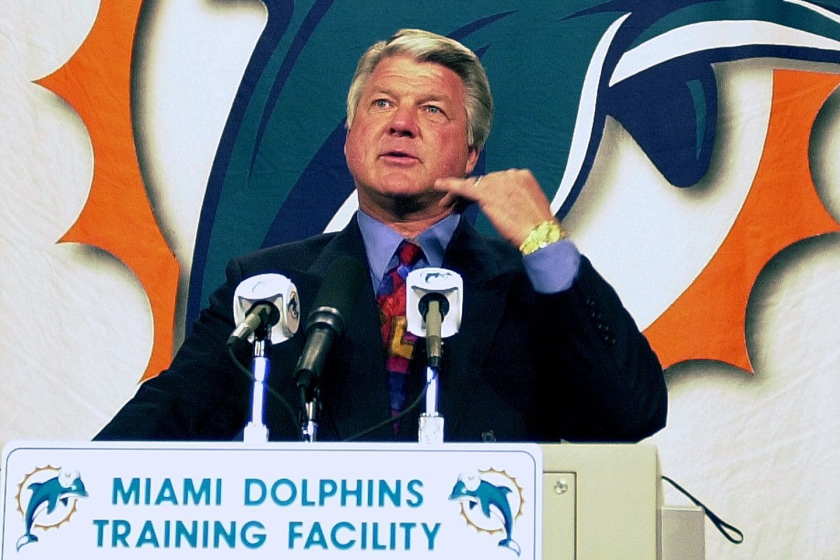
346 29 493 151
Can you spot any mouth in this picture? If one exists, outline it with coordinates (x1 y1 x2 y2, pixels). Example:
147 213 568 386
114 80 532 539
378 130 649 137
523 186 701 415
380 150 419 165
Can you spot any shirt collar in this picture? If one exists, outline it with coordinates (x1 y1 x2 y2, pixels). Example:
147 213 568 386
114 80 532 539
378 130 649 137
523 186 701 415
356 209 461 287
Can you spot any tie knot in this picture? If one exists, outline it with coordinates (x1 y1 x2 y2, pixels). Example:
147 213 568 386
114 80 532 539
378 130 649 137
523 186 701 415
396 240 423 268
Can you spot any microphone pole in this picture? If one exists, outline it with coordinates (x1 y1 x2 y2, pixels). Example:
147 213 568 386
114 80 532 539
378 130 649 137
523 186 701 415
229 273 300 444
246 325 272 445
419 294 446 445
406 268 463 444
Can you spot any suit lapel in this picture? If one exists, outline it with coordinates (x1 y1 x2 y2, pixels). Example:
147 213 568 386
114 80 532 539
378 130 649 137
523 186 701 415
305 218 392 440
437 219 518 440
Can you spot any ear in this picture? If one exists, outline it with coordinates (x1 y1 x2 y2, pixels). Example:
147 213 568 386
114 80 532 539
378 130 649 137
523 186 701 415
465 146 479 175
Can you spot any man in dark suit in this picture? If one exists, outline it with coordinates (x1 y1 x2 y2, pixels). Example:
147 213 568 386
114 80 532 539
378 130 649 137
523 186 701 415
96 29 666 443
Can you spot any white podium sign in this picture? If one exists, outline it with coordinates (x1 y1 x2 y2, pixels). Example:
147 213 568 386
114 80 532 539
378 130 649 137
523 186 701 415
1 442 542 559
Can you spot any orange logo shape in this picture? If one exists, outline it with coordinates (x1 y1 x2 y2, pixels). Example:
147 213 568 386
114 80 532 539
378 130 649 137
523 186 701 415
37 0 179 382
645 70 840 372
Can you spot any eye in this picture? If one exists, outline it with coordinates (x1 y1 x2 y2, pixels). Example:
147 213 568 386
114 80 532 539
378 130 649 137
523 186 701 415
373 98 391 109
422 104 448 121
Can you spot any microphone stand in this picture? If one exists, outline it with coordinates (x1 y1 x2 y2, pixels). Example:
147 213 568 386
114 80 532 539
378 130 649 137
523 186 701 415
301 388 319 442
418 298 445 444
243 326 271 444
418 366 444 443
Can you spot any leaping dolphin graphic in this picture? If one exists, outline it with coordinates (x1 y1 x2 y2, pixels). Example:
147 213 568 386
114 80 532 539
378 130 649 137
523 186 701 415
449 471 521 556
16 471 88 552
187 0 840 328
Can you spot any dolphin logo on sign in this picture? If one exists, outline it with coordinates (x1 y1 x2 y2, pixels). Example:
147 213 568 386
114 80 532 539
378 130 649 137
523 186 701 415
15 466 88 551
449 469 525 556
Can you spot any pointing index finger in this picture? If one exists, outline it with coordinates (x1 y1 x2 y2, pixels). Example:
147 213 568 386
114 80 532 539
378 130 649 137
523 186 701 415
434 175 483 200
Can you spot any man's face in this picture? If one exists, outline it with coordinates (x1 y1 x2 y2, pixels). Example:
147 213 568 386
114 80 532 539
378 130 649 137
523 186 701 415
345 55 478 218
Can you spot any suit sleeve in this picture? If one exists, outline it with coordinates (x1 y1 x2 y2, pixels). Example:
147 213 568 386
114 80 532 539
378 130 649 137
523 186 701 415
533 256 667 442
94 259 251 441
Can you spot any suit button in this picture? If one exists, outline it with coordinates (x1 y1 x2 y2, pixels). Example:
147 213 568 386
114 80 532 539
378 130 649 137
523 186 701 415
481 431 496 443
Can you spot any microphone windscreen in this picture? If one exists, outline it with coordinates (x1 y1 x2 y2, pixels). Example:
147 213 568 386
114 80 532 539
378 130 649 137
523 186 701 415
232 273 299 344
308 256 367 327
406 268 463 337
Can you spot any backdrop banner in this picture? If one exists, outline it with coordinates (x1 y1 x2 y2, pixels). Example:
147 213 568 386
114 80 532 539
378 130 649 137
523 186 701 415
2 2 840 558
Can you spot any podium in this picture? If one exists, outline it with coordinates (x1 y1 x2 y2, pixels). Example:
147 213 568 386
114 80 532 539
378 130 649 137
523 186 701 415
542 444 660 559
541 444 705 560
1 442 702 559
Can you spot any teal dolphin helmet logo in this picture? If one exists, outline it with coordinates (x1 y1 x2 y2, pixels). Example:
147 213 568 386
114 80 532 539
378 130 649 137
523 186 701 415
186 0 840 329
449 468 525 556
15 466 88 551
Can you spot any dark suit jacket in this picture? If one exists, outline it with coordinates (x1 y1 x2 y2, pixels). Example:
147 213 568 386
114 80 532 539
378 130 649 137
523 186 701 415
95 216 666 443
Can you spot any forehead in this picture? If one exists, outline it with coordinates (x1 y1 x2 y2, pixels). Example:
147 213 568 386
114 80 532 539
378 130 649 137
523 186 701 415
364 54 467 103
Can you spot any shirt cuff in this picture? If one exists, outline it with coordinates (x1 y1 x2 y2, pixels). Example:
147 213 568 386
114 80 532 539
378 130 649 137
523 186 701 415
523 239 581 294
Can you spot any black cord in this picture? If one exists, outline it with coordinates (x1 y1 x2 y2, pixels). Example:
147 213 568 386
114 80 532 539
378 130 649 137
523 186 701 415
225 343 304 442
343 377 433 442
662 475 744 544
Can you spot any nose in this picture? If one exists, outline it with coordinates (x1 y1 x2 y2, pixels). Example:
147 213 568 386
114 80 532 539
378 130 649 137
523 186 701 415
388 106 418 137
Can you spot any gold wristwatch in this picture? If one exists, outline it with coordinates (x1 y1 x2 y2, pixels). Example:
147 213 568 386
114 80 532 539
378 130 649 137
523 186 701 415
519 219 566 256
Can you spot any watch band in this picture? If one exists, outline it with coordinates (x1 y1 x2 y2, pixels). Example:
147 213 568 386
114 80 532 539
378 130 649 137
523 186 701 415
519 219 566 256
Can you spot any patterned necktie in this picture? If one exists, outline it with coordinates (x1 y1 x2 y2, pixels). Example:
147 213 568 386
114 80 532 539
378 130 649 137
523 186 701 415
376 240 424 431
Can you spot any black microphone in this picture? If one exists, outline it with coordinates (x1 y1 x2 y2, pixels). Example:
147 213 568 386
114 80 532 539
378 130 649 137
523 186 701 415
294 257 366 398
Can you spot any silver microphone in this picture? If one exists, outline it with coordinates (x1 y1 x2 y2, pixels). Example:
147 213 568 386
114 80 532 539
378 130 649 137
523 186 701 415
406 268 463 367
